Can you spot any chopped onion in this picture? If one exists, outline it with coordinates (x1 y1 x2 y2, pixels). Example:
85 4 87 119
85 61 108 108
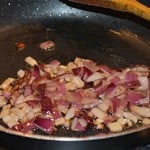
0 56 149 135
34 117 55 133
71 117 87 131
86 72 104 82
25 56 38 67
125 71 140 87
126 91 144 104
72 67 92 81
137 76 149 90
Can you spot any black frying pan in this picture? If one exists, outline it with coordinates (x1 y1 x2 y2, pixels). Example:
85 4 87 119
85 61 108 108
0 0 149 150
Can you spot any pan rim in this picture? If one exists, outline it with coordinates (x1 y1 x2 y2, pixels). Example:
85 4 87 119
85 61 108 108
0 124 149 141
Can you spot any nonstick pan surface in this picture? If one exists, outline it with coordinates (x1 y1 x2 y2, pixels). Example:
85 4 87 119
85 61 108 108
0 0 149 150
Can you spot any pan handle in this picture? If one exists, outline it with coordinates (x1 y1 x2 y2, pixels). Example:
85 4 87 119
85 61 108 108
68 0 150 22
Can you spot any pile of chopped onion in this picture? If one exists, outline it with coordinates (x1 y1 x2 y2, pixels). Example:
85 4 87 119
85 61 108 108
0 56 149 134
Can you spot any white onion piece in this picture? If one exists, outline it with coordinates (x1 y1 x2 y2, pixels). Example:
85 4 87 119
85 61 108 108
137 76 149 90
15 94 25 105
25 56 38 66
55 117 66 126
107 121 123 132
0 104 11 118
0 96 7 107
142 118 150 125
123 112 138 123
17 69 25 78
89 107 107 120
130 105 150 118
3 113 19 128
65 107 77 120
86 72 104 82
0 78 15 89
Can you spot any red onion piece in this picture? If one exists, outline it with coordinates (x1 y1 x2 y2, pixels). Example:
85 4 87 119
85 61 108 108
65 91 82 103
111 76 120 85
125 71 140 87
34 117 55 133
52 108 62 119
111 98 121 113
126 71 137 81
35 83 46 96
104 116 116 124
106 83 116 95
13 119 35 133
71 102 82 110
126 92 145 104
56 82 67 94
71 117 87 131
31 66 40 78
72 67 92 81
2 90 11 99
24 85 32 96
99 65 113 74
94 82 108 95
31 76 49 89
49 60 60 66
26 100 40 107
40 97 52 114
71 90 83 101
40 40 55 51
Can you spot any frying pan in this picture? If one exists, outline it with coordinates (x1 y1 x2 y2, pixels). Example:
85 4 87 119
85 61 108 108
0 0 150 150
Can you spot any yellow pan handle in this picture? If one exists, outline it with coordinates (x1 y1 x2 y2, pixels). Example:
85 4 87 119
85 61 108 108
68 0 150 21
111 0 150 21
